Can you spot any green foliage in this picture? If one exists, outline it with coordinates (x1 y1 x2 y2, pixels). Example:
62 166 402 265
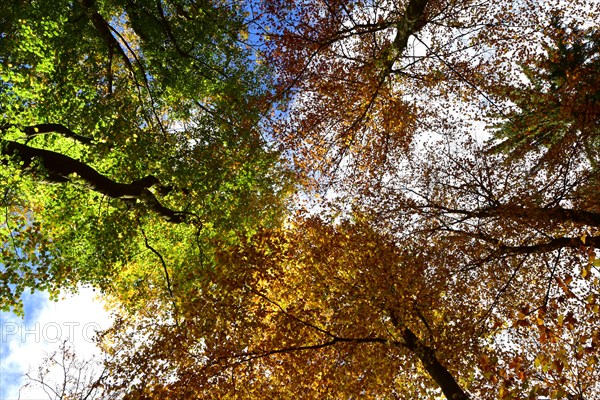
0 0 291 313
491 20 600 166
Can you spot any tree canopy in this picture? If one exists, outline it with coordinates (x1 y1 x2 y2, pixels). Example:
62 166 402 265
2 0 600 399
1 0 289 313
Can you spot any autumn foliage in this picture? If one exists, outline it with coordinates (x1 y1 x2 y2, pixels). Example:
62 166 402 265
3 0 600 399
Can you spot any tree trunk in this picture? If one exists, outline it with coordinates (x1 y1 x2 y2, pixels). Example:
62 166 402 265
389 311 470 400
401 327 470 400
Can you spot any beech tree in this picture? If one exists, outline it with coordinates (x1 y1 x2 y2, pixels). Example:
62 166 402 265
5 0 600 399
92 135 600 398
358 136 600 398
94 215 471 399
0 0 289 313
258 0 597 189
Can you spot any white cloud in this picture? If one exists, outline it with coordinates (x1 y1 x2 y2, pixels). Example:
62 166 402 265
0 288 111 400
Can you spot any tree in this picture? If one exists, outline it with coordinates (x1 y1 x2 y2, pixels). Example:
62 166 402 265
22 340 120 400
95 138 600 398
90 2 600 397
91 215 472 399
357 137 600 398
257 0 597 190
4 0 600 399
0 0 290 313
491 19 600 169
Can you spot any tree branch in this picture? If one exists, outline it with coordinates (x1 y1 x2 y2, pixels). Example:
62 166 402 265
212 336 387 369
474 204 600 228
500 235 600 254
77 0 135 74
23 123 94 145
1 140 185 223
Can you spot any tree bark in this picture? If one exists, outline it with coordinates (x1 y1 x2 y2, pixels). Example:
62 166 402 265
1 140 184 223
379 0 429 72
389 311 470 400
393 0 429 53
23 123 94 145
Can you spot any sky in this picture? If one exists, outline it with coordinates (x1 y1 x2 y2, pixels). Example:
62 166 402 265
0 288 111 400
